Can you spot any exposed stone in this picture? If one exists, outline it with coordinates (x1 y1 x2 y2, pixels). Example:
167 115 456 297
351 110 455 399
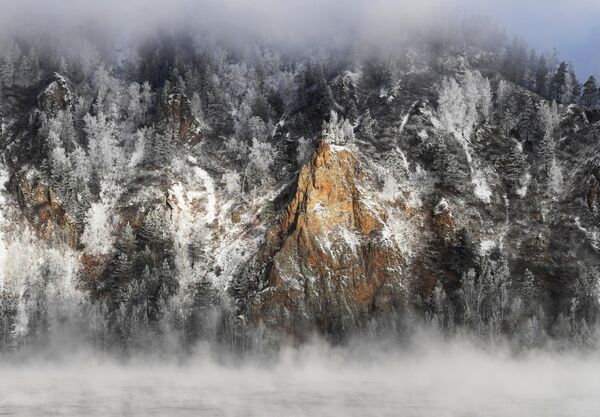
251 141 405 336
38 73 73 116
432 198 454 237
10 174 79 248
161 93 203 145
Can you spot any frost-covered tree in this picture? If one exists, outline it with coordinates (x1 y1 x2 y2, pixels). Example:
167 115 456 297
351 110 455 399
537 132 555 182
581 76 599 108
248 116 269 143
538 100 560 135
84 112 123 176
332 75 359 122
0 43 21 87
322 111 355 145
496 79 511 112
128 129 146 167
92 66 123 117
499 141 528 192
144 128 173 167
244 137 278 190
519 269 538 303
140 81 154 124
360 109 376 140
190 92 206 126
463 70 492 120
443 152 468 191
438 77 466 134
81 202 114 255
438 70 492 139
550 62 578 104
534 55 550 97
127 82 142 124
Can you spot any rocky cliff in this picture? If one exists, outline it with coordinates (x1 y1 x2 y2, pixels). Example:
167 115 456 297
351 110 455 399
1 34 600 352
252 141 405 336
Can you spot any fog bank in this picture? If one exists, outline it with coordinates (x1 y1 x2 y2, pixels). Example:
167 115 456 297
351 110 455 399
2 337 600 416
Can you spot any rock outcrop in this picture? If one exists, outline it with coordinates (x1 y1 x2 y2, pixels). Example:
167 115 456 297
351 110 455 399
10 174 79 248
251 141 405 336
38 74 72 117
161 93 203 145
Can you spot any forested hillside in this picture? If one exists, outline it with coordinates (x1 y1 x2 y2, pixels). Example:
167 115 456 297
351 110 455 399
1 19 600 355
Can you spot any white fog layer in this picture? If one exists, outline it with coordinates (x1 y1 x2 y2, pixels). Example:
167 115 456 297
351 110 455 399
1 340 600 416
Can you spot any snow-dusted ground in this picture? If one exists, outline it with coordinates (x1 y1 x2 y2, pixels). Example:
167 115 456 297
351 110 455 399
194 167 216 224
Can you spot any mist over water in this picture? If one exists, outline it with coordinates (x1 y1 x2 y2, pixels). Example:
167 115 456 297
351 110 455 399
2 336 600 417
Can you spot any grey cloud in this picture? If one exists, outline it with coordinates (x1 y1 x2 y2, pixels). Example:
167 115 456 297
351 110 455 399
1 0 599 76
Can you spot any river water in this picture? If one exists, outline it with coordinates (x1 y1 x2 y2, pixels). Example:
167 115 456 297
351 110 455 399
1 341 599 416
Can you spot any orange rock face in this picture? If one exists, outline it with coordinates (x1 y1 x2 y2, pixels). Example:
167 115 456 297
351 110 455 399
12 176 79 248
252 141 405 336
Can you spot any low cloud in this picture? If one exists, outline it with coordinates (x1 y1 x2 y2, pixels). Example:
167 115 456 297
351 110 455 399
1 0 598 75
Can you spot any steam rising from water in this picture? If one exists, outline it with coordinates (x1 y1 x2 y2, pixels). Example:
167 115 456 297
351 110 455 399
2 336 600 416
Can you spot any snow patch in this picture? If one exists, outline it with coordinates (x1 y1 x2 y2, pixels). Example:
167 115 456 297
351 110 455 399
480 240 496 255
472 171 492 204
333 225 361 255
399 101 419 134
516 172 531 198
194 167 216 223
575 217 600 251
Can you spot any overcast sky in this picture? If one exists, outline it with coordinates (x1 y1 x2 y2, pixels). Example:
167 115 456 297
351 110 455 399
2 0 598 78
477 0 600 79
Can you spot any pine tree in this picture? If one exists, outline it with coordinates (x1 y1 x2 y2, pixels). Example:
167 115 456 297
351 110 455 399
27 47 41 84
496 79 511 113
127 82 142 123
438 77 467 134
112 253 134 284
550 62 576 104
570 67 581 102
501 141 527 192
190 92 205 123
520 269 537 302
333 76 359 122
450 229 478 276
581 76 599 108
537 132 555 181
149 131 173 166
140 81 154 124
522 50 537 91
316 74 334 123
115 223 137 254
444 153 468 191
517 97 537 141
360 109 376 140
534 55 549 97
140 207 169 246
0 47 16 87
16 53 31 87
